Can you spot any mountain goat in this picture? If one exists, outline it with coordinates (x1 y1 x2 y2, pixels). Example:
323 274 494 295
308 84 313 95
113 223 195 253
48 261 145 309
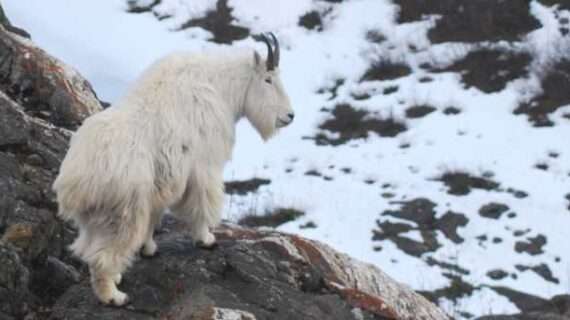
53 33 293 306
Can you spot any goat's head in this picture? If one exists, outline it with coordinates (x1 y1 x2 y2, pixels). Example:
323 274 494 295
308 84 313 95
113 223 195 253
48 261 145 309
244 33 294 140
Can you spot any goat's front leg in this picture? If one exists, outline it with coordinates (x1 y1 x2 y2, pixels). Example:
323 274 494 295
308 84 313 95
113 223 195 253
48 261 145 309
141 209 164 257
171 169 223 248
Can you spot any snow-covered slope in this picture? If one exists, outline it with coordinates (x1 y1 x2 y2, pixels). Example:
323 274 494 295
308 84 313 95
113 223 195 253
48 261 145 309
5 0 569 318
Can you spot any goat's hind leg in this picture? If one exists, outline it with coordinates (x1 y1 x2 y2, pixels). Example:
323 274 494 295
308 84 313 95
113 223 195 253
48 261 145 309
86 234 131 306
82 207 150 306
172 169 223 248
90 261 129 306
71 226 124 289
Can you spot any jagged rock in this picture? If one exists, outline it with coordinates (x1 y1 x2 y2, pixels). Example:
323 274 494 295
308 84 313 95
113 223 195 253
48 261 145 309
0 88 72 261
0 242 31 319
0 11 102 261
0 25 102 130
50 222 449 320
0 11 101 319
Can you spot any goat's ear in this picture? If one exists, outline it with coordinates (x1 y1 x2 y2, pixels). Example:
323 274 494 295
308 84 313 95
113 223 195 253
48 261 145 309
253 51 263 71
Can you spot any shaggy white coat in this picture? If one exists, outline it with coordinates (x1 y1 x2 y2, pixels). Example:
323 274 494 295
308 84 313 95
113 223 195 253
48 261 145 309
52 50 293 305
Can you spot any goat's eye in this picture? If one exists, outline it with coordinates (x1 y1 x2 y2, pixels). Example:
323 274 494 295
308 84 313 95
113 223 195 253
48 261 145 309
264 78 272 84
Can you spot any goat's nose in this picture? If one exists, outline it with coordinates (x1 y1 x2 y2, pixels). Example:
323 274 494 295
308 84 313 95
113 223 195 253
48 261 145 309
287 113 295 121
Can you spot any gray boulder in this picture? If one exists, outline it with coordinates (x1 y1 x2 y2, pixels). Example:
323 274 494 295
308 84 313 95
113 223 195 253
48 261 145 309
50 221 449 320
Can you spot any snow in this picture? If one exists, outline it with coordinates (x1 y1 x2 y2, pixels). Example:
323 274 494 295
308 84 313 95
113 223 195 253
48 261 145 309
439 287 520 319
4 0 570 318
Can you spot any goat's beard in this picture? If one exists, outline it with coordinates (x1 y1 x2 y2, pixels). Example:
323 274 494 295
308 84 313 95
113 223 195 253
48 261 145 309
245 108 278 141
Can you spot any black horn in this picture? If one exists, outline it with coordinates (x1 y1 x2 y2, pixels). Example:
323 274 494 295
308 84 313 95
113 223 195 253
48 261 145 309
269 32 280 67
253 33 276 71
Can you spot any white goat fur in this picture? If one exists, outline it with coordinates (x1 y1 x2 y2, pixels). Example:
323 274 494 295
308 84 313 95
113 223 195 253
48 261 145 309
53 49 293 305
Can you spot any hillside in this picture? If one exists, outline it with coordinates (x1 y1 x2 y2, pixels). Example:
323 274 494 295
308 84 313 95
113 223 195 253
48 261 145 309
2 0 570 318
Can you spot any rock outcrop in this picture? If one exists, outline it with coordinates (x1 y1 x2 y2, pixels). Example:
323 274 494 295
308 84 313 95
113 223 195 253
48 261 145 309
0 16 102 319
51 220 449 320
0 8 449 320
0 25 102 130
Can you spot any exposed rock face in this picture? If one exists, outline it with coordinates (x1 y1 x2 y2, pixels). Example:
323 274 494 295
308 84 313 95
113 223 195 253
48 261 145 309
0 242 31 317
0 11 448 320
50 221 449 320
0 25 102 130
0 18 102 320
